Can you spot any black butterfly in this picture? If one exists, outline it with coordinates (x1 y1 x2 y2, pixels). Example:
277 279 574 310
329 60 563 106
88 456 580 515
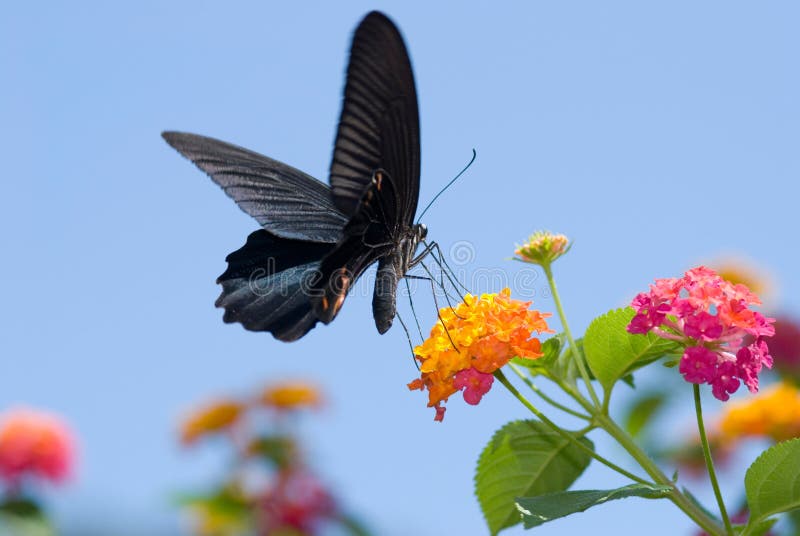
162 11 429 342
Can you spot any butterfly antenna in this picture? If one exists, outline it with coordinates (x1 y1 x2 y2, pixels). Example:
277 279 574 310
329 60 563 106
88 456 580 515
415 149 476 223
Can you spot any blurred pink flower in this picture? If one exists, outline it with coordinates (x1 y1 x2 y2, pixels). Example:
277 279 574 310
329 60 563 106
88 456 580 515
259 470 337 534
0 407 75 485
769 316 800 375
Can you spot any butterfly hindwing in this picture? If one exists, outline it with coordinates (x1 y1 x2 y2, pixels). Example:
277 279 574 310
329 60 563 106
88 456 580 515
216 230 335 341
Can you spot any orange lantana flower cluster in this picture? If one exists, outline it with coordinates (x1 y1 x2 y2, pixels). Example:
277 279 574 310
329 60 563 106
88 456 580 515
408 288 552 421
718 382 800 443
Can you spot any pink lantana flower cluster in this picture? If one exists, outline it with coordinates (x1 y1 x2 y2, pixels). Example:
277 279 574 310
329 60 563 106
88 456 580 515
627 266 775 401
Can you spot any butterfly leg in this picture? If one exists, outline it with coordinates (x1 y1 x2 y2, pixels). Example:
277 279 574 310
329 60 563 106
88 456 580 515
408 241 434 267
427 252 466 309
404 277 424 339
395 311 420 370
407 272 460 352
409 242 463 307
417 261 465 320
423 240 471 295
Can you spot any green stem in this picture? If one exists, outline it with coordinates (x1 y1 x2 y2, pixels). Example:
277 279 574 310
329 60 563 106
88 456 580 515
507 362 591 420
694 385 734 535
551 374 598 416
542 264 602 408
596 412 725 535
495 370 649 485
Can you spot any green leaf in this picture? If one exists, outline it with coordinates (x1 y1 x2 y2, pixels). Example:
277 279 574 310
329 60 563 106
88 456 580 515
744 438 800 530
788 507 800 532
511 336 562 373
516 483 671 529
0 498 43 518
623 392 667 439
549 337 587 385
621 373 635 388
475 420 593 535
0 500 54 536
247 435 296 468
0 514 55 536
742 518 777 536
541 337 562 362
178 484 253 536
584 308 679 395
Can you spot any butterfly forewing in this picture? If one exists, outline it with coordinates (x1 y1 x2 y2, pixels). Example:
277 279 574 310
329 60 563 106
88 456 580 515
329 11 420 225
162 132 347 243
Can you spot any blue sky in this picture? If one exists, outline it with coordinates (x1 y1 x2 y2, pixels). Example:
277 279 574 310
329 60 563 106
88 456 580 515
2 2 798 534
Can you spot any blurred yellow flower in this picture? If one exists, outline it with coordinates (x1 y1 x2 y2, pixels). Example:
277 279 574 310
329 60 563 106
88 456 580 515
718 382 800 443
183 484 251 536
708 255 774 306
260 383 322 411
180 400 244 445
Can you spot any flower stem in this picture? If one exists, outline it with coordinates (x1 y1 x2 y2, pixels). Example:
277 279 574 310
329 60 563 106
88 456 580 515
694 385 734 535
494 370 649 485
542 264 602 408
595 412 725 535
507 363 591 420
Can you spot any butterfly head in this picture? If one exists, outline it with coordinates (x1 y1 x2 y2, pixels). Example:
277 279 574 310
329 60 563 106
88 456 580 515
416 223 428 242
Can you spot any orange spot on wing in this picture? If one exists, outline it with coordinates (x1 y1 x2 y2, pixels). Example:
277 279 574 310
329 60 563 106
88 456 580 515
331 273 351 315
333 292 346 315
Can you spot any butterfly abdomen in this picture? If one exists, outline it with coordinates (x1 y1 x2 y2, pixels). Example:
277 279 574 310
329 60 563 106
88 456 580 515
372 253 403 334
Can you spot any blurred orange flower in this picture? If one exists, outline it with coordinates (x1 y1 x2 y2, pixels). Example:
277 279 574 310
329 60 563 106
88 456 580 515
180 399 244 445
718 382 800 443
409 288 552 421
0 407 75 485
260 383 322 411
